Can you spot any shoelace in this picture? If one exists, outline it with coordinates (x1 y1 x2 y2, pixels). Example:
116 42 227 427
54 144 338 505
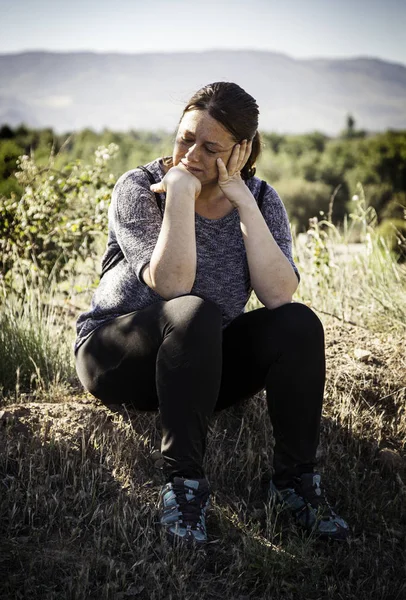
294 477 334 518
170 482 209 527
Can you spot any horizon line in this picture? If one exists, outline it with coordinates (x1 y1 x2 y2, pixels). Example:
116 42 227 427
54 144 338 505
0 48 405 67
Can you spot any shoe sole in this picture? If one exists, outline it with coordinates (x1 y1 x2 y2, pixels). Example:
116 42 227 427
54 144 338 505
164 528 207 547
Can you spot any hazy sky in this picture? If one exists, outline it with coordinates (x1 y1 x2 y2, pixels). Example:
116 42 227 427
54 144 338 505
1 0 405 65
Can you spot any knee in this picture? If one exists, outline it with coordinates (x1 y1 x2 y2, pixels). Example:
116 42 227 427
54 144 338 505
270 302 324 343
165 294 223 332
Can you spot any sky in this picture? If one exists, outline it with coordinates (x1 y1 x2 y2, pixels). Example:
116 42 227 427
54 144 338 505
1 0 406 65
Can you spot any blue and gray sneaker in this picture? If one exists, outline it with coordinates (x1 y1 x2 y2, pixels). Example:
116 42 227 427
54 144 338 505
159 477 210 545
268 472 349 541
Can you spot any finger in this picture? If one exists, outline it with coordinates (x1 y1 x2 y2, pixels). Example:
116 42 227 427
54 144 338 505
226 143 241 174
150 182 165 193
235 140 246 170
236 142 251 171
236 139 250 171
244 140 253 168
216 157 229 181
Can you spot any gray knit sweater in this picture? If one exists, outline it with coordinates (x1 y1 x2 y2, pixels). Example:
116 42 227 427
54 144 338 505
75 158 299 352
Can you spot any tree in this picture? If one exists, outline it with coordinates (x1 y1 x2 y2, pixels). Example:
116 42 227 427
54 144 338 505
341 114 367 139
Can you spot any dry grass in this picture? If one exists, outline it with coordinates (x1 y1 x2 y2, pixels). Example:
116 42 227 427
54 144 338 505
0 315 405 599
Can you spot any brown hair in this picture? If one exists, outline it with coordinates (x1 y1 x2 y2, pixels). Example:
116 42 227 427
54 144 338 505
180 82 261 180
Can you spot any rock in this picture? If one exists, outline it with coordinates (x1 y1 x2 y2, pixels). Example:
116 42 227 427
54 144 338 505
354 348 371 362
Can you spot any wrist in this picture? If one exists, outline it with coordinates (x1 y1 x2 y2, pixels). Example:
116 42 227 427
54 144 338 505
236 191 257 212
166 183 200 207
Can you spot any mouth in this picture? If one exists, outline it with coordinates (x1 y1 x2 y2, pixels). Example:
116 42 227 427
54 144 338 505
181 161 202 173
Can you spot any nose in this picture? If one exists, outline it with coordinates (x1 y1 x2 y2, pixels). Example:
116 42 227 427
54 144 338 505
185 143 200 162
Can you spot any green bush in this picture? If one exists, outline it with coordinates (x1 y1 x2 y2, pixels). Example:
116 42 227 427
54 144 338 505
0 144 118 287
375 218 406 260
0 177 22 198
0 140 23 179
273 178 333 230
380 191 406 221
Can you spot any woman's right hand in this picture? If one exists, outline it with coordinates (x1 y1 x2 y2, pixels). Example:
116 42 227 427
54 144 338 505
150 164 201 198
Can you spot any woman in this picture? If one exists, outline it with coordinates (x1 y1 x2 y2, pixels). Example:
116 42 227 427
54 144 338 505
75 82 349 545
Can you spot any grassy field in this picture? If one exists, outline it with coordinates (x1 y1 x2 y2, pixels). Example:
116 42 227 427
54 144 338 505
0 198 405 599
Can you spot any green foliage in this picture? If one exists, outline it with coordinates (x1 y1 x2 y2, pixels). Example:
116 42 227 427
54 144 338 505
340 114 367 139
0 144 118 287
344 133 405 185
0 139 23 179
271 178 333 228
0 124 15 139
262 132 328 156
0 176 22 198
258 130 406 229
381 189 406 216
51 128 174 176
376 218 406 260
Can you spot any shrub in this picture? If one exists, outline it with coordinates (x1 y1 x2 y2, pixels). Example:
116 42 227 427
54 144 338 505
375 218 406 260
273 178 333 230
0 144 118 288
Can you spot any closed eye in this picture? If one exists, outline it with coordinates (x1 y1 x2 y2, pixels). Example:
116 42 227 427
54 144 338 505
181 137 218 154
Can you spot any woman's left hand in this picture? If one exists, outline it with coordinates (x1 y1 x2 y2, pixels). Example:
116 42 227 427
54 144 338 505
217 139 254 207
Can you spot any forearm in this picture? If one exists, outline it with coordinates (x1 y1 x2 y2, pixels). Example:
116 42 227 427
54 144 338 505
144 185 197 299
238 198 298 308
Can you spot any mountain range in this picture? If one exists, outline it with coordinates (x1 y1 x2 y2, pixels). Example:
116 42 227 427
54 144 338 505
0 50 405 135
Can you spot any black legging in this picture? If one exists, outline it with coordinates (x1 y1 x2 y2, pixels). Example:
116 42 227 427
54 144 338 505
75 296 325 483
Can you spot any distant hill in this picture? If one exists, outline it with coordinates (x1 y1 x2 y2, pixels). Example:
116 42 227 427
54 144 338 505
0 50 405 134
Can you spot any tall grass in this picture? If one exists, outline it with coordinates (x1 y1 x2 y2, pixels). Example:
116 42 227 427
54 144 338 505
0 277 75 400
292 184 406 332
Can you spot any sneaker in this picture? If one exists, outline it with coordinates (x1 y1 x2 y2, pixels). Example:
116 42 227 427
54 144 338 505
268 472 349 540
159 477 210 545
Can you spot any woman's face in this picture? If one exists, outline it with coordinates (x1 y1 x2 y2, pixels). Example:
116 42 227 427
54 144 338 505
173 109 237 186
